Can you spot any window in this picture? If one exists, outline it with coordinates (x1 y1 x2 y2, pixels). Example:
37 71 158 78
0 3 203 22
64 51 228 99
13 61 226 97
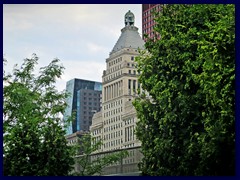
129 70 131 74
128 79 131 89
131 56 134 60
133 80 136 91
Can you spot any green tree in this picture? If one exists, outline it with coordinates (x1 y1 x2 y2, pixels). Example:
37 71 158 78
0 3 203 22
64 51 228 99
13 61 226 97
133 4 235 176
71 134 128 176
3 54 74 176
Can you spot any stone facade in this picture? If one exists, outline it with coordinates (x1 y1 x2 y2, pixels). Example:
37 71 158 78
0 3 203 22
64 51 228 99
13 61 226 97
93 146 142 175
90 11 144 175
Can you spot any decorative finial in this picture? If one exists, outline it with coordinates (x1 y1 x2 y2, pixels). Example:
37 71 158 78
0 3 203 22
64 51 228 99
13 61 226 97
124 10 135 26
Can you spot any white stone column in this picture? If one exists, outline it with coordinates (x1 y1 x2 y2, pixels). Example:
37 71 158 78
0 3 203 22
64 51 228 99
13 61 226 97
119 81 121 96
106 86 108 101
107 85 109 100
109 85 111 100
104 87 106 102
114 83 116 98
111 84 113 99
116 82 119 97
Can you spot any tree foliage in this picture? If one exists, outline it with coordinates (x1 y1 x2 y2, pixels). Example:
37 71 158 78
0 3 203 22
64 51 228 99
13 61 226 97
71 134 128 176
3 54 74 176
133 4 235 176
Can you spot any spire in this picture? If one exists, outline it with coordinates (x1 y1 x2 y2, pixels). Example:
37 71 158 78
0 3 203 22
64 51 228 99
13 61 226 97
125 10 135 26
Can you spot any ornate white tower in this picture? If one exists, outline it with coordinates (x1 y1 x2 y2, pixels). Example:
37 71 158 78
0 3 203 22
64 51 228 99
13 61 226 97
90 11 144 173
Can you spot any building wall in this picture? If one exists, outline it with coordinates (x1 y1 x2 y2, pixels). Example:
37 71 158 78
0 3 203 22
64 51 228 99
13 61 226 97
86 146 142 175
77 89 102 131
90 48 143 174
65 131 89 174
100 146 142 175
67 132 143 175
89 11 144 175
97 48 141 152
64 78 102 135
142 4 162 41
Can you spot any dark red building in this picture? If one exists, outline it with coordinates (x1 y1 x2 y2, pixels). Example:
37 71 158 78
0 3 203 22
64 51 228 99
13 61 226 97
142 4 161 41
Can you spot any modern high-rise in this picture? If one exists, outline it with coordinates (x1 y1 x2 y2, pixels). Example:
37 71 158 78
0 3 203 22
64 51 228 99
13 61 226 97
142 4 161 41
90 10 144 175
64 78 102 135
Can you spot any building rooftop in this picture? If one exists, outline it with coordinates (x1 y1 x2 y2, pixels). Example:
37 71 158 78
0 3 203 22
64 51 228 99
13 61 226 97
110 10 144 55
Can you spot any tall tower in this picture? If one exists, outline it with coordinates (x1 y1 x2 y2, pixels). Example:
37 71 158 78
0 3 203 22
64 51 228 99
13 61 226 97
90 10 144 174
91 9 144 150
142 4 162 41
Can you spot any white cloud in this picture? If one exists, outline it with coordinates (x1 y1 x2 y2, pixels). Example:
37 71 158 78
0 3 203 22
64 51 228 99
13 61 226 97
55 59 105 91
3 4 142 91
4 4 142 32
87 42 109 54
64 60 104 81
3 17 33 31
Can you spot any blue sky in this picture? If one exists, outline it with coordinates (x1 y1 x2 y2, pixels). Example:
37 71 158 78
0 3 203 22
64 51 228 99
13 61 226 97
3 4 142 91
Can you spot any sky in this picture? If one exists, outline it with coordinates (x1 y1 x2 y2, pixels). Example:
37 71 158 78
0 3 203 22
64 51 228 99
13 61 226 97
3 4 142 91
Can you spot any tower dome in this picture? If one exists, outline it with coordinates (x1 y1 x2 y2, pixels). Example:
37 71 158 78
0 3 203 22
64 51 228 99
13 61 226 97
110 10 144 55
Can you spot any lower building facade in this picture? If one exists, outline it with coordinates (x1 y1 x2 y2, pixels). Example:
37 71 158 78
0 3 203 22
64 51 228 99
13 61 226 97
73 146 142 176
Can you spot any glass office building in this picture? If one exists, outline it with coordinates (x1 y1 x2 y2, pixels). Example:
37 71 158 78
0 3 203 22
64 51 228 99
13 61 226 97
64 78 102 135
